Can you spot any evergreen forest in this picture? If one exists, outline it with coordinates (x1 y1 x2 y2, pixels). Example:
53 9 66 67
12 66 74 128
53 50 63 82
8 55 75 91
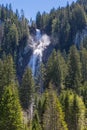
0 0 87 130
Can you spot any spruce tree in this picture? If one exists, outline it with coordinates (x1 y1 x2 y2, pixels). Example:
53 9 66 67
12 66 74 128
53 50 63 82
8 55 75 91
3 55 16 86
43 84 68 130
45 50 67 92
0 55 16 99
0 85 24 130
0 59 4 98
80 48 87 83
4 23 18 56
60 91 86 130
71 94 86 130
32 110 42 130
20 67 34 110
65 46 82 91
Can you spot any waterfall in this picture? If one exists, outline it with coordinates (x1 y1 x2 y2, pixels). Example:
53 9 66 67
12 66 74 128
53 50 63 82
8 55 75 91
29 29 50 76
27 29 50 118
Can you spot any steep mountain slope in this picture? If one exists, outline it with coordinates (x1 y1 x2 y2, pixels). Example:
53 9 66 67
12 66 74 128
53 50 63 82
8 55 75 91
0 0 87 80
35 0 87 51
1 1 87 129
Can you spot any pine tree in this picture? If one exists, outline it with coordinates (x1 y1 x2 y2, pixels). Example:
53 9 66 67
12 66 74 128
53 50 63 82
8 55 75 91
65 46 82 91
60 91 86 130
36 11 42 29
0 59 4 98
78 82 87 107
0 85 24 130
80 48 87 83
64 92 71 129
3 55 16 86
71 94 86 130
72 4 87 32
43 84 68 130
6 23 18 56
45 50 67 92
20 67 34 110
3 22 17 55
0 55 16 99
32 110 42 130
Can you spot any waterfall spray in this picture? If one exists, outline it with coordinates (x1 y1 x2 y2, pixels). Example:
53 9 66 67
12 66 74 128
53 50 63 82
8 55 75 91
29 29 50 76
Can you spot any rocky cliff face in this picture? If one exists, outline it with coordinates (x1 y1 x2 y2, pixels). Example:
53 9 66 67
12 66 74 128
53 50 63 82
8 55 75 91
17 40 33 81
74 26 87 48
17 29 52 79
18 26 87 80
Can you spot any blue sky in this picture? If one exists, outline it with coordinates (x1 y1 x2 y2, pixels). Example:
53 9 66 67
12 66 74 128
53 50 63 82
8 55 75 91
0 0 77 20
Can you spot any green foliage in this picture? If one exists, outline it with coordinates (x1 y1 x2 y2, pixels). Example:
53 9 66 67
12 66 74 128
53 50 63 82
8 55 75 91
60 91 86 130
3 55 16 85
65 46 82 91
78 82 87 107
5 23 18 55
0 85 24 130
32 110 42 130
0 4 30 65
45 50 67 92
72 4 87 32
80 48 87 83
20 67 34 109
0 2 87 130
42 85 68 130
36 11 41 29
0 55 16 99
35 1 87 50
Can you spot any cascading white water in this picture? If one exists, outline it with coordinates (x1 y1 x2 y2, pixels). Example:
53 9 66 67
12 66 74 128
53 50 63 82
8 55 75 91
29 29 50 76
28 29 50 118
